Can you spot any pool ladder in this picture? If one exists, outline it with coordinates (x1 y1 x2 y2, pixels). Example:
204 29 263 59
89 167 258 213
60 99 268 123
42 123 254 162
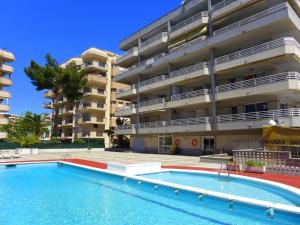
58 153 72 166
218 162 232 177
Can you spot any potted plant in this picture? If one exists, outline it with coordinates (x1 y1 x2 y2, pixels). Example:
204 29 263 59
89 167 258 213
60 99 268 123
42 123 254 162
226 162 240 171
243 161 266 174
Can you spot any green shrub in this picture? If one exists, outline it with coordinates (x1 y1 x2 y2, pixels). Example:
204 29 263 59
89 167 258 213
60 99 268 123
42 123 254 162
245 161 265 167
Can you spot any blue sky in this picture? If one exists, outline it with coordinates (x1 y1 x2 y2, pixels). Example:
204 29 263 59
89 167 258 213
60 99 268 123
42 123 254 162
1 0 180 115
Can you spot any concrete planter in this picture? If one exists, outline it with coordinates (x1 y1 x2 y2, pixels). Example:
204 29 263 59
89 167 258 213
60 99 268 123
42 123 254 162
16 148 39 155
243 165 266 174
226 163 240 171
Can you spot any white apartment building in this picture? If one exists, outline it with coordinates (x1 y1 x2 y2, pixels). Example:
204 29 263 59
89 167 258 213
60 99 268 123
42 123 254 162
114 0 300 155
0 49 14 139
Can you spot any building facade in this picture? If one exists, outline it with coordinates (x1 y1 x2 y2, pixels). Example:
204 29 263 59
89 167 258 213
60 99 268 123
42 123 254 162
0 49 14 140
44 48 128 147
114 0 300 155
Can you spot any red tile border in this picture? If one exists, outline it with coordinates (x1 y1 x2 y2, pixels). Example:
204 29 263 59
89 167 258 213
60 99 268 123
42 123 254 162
1 159 299 189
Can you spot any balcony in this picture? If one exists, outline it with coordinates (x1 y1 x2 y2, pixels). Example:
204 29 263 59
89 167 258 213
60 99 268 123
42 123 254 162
81 61 107 72
215 37 300 72
44 90 53 99
61 132 73 139
139 62 209 93
78 117 105 125
0 118 9 125
139 116 211 134
0 132 7 139
0 49 15 62
114 124 137 135
0 64 13 74
217 108 300 130
43 102 52 109
0 104 9 112
115 3 294 83
0 77 12 86
116 85 138 100
62 119 73 127
211 0 261 20
78 131 104 139
79 102 105 111
170 11 208 40
216 72 300 101
0 91 11 99
116 88 211 116
213 3 288 36
83 88 106 98
140 32 168 55
117 47 139 67
58 107 74 115
86 74 107 85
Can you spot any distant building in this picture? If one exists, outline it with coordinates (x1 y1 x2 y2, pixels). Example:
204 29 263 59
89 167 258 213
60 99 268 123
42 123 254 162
44 48 129 147
0 49 14 140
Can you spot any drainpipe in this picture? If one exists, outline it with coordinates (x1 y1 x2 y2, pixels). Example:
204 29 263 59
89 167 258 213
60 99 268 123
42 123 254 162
208 0 218 153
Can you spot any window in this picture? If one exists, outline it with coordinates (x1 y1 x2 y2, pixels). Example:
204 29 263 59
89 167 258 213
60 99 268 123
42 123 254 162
245 102 267 113
84 61 92 66
111 88 117 93
98 61 106 67
231 106 238 114
203 137 215 151
280 103 288 109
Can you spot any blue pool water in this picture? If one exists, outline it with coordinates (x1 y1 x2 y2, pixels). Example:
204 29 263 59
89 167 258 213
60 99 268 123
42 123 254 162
1 163 300 225
142 171 300 206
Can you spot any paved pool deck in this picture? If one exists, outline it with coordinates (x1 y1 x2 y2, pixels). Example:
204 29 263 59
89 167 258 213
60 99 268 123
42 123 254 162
0 150 220 168
1 150 300 189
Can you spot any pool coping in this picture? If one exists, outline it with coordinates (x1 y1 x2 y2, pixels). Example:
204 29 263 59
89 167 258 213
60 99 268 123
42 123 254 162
60 161 300 215
2 160 300 215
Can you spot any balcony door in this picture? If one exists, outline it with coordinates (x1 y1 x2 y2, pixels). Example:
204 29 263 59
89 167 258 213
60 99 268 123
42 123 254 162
203 136 215 152
158 134 173 154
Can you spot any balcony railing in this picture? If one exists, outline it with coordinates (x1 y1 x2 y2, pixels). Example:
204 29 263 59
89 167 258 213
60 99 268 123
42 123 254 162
141 32 168 48
171 11 208 32
212 0 237 11
139 116 210 129
217 108 300 123
139 62 208 88
139 97 165 108
213 3 287 36
116 124 136 130
117 84 137 94
118 47 139 61
170 36 207 54
215 37 298 65
216 72 300 92
140 53 168 66
170 89 211 101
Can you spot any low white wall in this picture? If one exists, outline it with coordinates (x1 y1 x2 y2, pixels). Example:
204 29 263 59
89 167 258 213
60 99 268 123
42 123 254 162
2 148 105 154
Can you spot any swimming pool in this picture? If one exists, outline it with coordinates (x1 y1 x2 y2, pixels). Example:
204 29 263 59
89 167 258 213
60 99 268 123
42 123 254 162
141 171 300 206
1 163 300 225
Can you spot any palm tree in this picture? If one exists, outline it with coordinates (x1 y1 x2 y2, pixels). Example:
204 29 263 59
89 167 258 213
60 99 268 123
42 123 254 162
105 118 130 148
22 112 50 137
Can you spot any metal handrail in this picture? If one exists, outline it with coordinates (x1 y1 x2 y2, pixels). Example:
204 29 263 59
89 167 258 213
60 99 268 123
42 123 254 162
216 72 300 92
217 108 300 123
171 11 208 32
212 0 237 11
215 37 298 65
139 97 165 108
170 89 211 101
213 3 287 36
141 32 168 48
170 36 207 54
140 53 168 66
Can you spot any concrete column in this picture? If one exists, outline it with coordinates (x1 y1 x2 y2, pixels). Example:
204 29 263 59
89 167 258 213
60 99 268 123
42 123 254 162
208 0 218 152
104 59 112 148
